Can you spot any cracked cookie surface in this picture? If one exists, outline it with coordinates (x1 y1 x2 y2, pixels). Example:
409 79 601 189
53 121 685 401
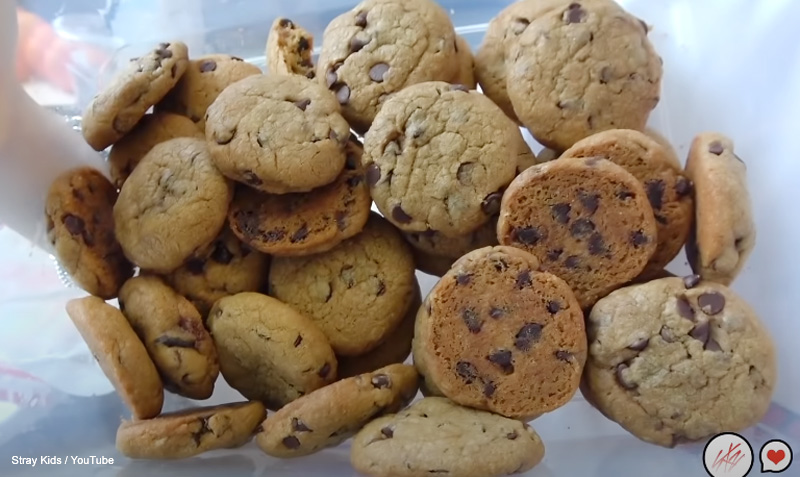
257 364 418 457
350 397 545 477
266 18 316 79
207 292 337 409
269 213 416 356
82 41 189 151
583 277 776 447
116 401 265 459
364 81 526 236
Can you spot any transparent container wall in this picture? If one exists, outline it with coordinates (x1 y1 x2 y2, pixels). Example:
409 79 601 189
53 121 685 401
2 0 800 476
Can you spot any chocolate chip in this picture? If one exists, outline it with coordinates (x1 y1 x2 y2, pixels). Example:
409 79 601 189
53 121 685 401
578 191 599 214
350 37 369 53
481 192 503 215
654 214 668 225
675 176 693 197
628 338 649 351
455 361 478 383
483 381 497 397
292 418 312 432
660 325 677 343
371 374 392 389
318 362 331 379
683 274 701 289
516 270 532 289
555 350 573 362
211 242 234 264
547 300 561 314
698 292 725 315
294 335 303 347
392 205 412 224
493 258 508 272
461 308 482 333
705 338 722 352
305 70 316 79
564 255 580 269
487 350 514 374
630 230 649 248
615 363 636 389
514 226 542 245
336 84 351 104
587 233 608 256
185 258 205 275
689 321 710 344
511 17 530 35
63 214 85 237
155 335 196 348
570 218 595 238
515 323 543 351
369 63 389 82
294 99 311 111
366 163 381 186
456 162 475 184
155 47 173 59
291 224 309 243
708 141 724 155
231 56 244 61
355 11 368 27
282 436 301 449
298 37 310 52
676 295 696 321
264 229 286 242
456 273 471 285
242 170 263 185
547 249 563 261
600 66 613 84
199 60 217 72
279 18 294 28
380 426 394 438
617 189 635 200
326 67 339 88
507 430 519 440
565 3 586 24
451 84 470 92
489 307 505 319
551 203 571 224
645 180 666 210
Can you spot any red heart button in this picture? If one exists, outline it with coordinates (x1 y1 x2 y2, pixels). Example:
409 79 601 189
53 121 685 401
767 449 786 465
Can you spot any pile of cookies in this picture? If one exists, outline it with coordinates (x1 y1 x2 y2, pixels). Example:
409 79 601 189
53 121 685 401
41 0 776 475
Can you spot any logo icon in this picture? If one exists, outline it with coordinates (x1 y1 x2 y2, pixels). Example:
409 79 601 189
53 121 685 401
703 432 754 477
760 439 793 473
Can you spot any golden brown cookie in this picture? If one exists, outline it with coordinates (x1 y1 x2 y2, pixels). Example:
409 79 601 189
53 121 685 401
45 167 133 299
266 18 316 79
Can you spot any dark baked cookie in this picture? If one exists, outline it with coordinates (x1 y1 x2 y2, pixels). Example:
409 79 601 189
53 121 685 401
266 18 316 79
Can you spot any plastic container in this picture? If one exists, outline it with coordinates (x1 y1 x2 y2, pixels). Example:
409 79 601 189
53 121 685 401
1 0 799 476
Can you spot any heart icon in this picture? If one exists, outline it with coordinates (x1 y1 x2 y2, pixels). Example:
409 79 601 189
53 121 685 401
767 449 786 465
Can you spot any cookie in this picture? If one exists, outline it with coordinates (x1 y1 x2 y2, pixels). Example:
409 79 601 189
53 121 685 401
118 275 219 400
65 297 163 419
337 280 421 379
506 0 662 150
497 157 658 308
413 246 586 419
108 112 203 188
403 216 499 260
266 18 316 79
207 292 337 409
562 129 694 275
158 54 262 129
205 74 351 194
45 167 133 299
351 397 545 477
644 128 681 167
583 277 776 447
114 138 232 273
409 248 456 277
82 41 189 151
269 213 416 356
363 81 522 236
116 401 265 459
256 364 418 458
316 0 459 132
164 227 269 317
228 140 371 256
685 133 754 285
450 35 476 89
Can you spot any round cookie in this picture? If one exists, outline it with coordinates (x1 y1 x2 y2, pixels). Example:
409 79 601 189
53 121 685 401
164 227 269 317
266 17 316 79
506 0 662 150
228 140 371 256
45 167 133 299
403 216 499 260
108 112 203 189
256 364 418 458
269 213 416 357
207 292 337 409
497 157 658 308
158 54 262 129
685 133 754 286
82 41 189 151
363 81 521 236
562 129 694 276
583 277 776 447
118 275 219 400
205 74 350 194
316 0 459 133
116 401 265 459
114 137 232 274
65 297 163 419
414 246 586 419
351 397 545 477
450 35 476 89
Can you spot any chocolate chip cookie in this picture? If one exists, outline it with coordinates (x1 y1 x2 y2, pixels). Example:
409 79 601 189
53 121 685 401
414 246 586 419
257 364 418 457
351 397 545 477
118 275 219 400
205 74 351 194
207 292 337 409
116 401 265 459
108 112 203 188
562 129 694 276
45 167 133 299
228 139 371 256
269 213 416 356
583 277 776 447
451 35 476 89
164 227 269 317
82 41 189 151
363 81 521 236
506 0 662 150
497 157 658 308
685 133 755 285
158 54 262 129
114 138 232 273
66 297 163 419
266 18 316 79
317 0 459 132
